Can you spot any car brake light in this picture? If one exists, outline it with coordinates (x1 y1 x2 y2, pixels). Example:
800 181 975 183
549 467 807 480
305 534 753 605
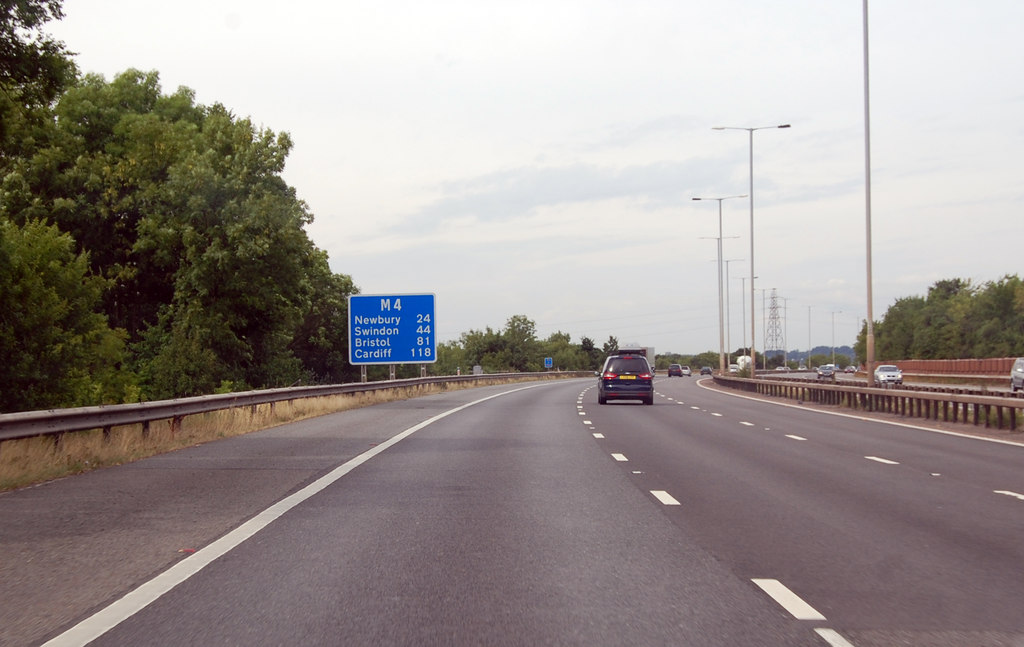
639 373 652 379
602 372 618 379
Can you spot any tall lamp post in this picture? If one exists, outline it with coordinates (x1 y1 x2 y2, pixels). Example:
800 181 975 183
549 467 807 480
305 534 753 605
724 258 743 364
862 0 876 383
713 124 790 377
693 195 746 374
737 276 748 360
832 310 843 366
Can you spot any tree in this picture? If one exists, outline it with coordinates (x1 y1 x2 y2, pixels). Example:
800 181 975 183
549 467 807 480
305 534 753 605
137 104 326 395
2 69 359 402
602 336 618 356
0 218 130 411
0 0 76 157
579 336 602 369
502 315 540 372
288 251 359 384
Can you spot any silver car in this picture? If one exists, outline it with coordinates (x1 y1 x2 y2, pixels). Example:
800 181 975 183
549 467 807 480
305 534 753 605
873 364 903 386
1011 358 1024 392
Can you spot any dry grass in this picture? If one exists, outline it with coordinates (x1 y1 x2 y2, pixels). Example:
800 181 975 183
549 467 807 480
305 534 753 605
0 375 569 493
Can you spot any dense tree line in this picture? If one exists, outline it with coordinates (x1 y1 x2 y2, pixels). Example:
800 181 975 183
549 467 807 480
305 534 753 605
433 315 611 375
856 276 1024 362
1 4 360 410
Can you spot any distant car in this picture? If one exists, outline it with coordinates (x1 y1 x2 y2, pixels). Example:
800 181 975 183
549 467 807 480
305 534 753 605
774 366 791 372
873 364 903 386
668 364 683 377
797 364 807 371
816 364 836 380
680 365 692 376
844 365 857 373
728 364 739 374
1012 358 1024 392
598 354 654 405
700 366 713 375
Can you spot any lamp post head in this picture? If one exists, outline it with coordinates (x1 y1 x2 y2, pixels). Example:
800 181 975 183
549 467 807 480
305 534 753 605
692 195 748 202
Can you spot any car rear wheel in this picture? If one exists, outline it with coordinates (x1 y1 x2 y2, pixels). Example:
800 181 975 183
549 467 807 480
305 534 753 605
644 396 654 405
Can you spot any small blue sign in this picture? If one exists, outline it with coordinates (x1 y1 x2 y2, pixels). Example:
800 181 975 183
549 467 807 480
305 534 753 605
348 294 436 365
544 357 553 369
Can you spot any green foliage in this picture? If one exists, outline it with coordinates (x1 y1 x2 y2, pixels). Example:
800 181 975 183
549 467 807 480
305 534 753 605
1 68 359 407
868 276 1024 361
437 316 600 374
0 218 132 411
0 0 76 139
602 336 618 356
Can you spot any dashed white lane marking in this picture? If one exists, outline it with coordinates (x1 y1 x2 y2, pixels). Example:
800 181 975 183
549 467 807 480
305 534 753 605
582 420 592 425
995 490 1024 501
711 412 723 417
578 411 586 416
650 490 681 506
815 628 857 647
593 433 605 439
785 434 807 441
740 421 754 426
611 453 628 462
751 579 826 621
690 406 700 410
865 456 900 465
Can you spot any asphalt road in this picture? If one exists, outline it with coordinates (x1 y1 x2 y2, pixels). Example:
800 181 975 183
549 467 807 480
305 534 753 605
4 377 1024 646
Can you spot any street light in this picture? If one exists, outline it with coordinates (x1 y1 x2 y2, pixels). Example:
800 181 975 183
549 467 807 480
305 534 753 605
724 258 744 364
832 310 843 366
693 195 746 373
736 276 748 361
713 124 790 376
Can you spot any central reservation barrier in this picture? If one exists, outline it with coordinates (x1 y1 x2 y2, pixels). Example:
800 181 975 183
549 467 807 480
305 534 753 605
714 375 1024 432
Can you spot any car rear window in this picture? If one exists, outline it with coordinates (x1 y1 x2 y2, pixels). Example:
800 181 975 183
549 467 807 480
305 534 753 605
607 357 649 373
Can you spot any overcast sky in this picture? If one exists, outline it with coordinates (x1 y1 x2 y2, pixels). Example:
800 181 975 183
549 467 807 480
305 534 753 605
50 1 1024 357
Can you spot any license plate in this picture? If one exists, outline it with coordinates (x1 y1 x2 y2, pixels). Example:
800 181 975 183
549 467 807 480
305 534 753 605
619 375 636 380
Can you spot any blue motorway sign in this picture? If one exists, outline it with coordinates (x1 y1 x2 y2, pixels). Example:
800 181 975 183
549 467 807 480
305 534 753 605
348 294 436 365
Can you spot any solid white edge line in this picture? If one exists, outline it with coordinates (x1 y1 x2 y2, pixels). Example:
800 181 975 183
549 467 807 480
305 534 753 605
42 383 550 647
695 378 1024 448
751 578 826 621
815 628 857 647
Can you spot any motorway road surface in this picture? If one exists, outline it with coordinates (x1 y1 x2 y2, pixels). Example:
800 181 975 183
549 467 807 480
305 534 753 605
3 377 1024 646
